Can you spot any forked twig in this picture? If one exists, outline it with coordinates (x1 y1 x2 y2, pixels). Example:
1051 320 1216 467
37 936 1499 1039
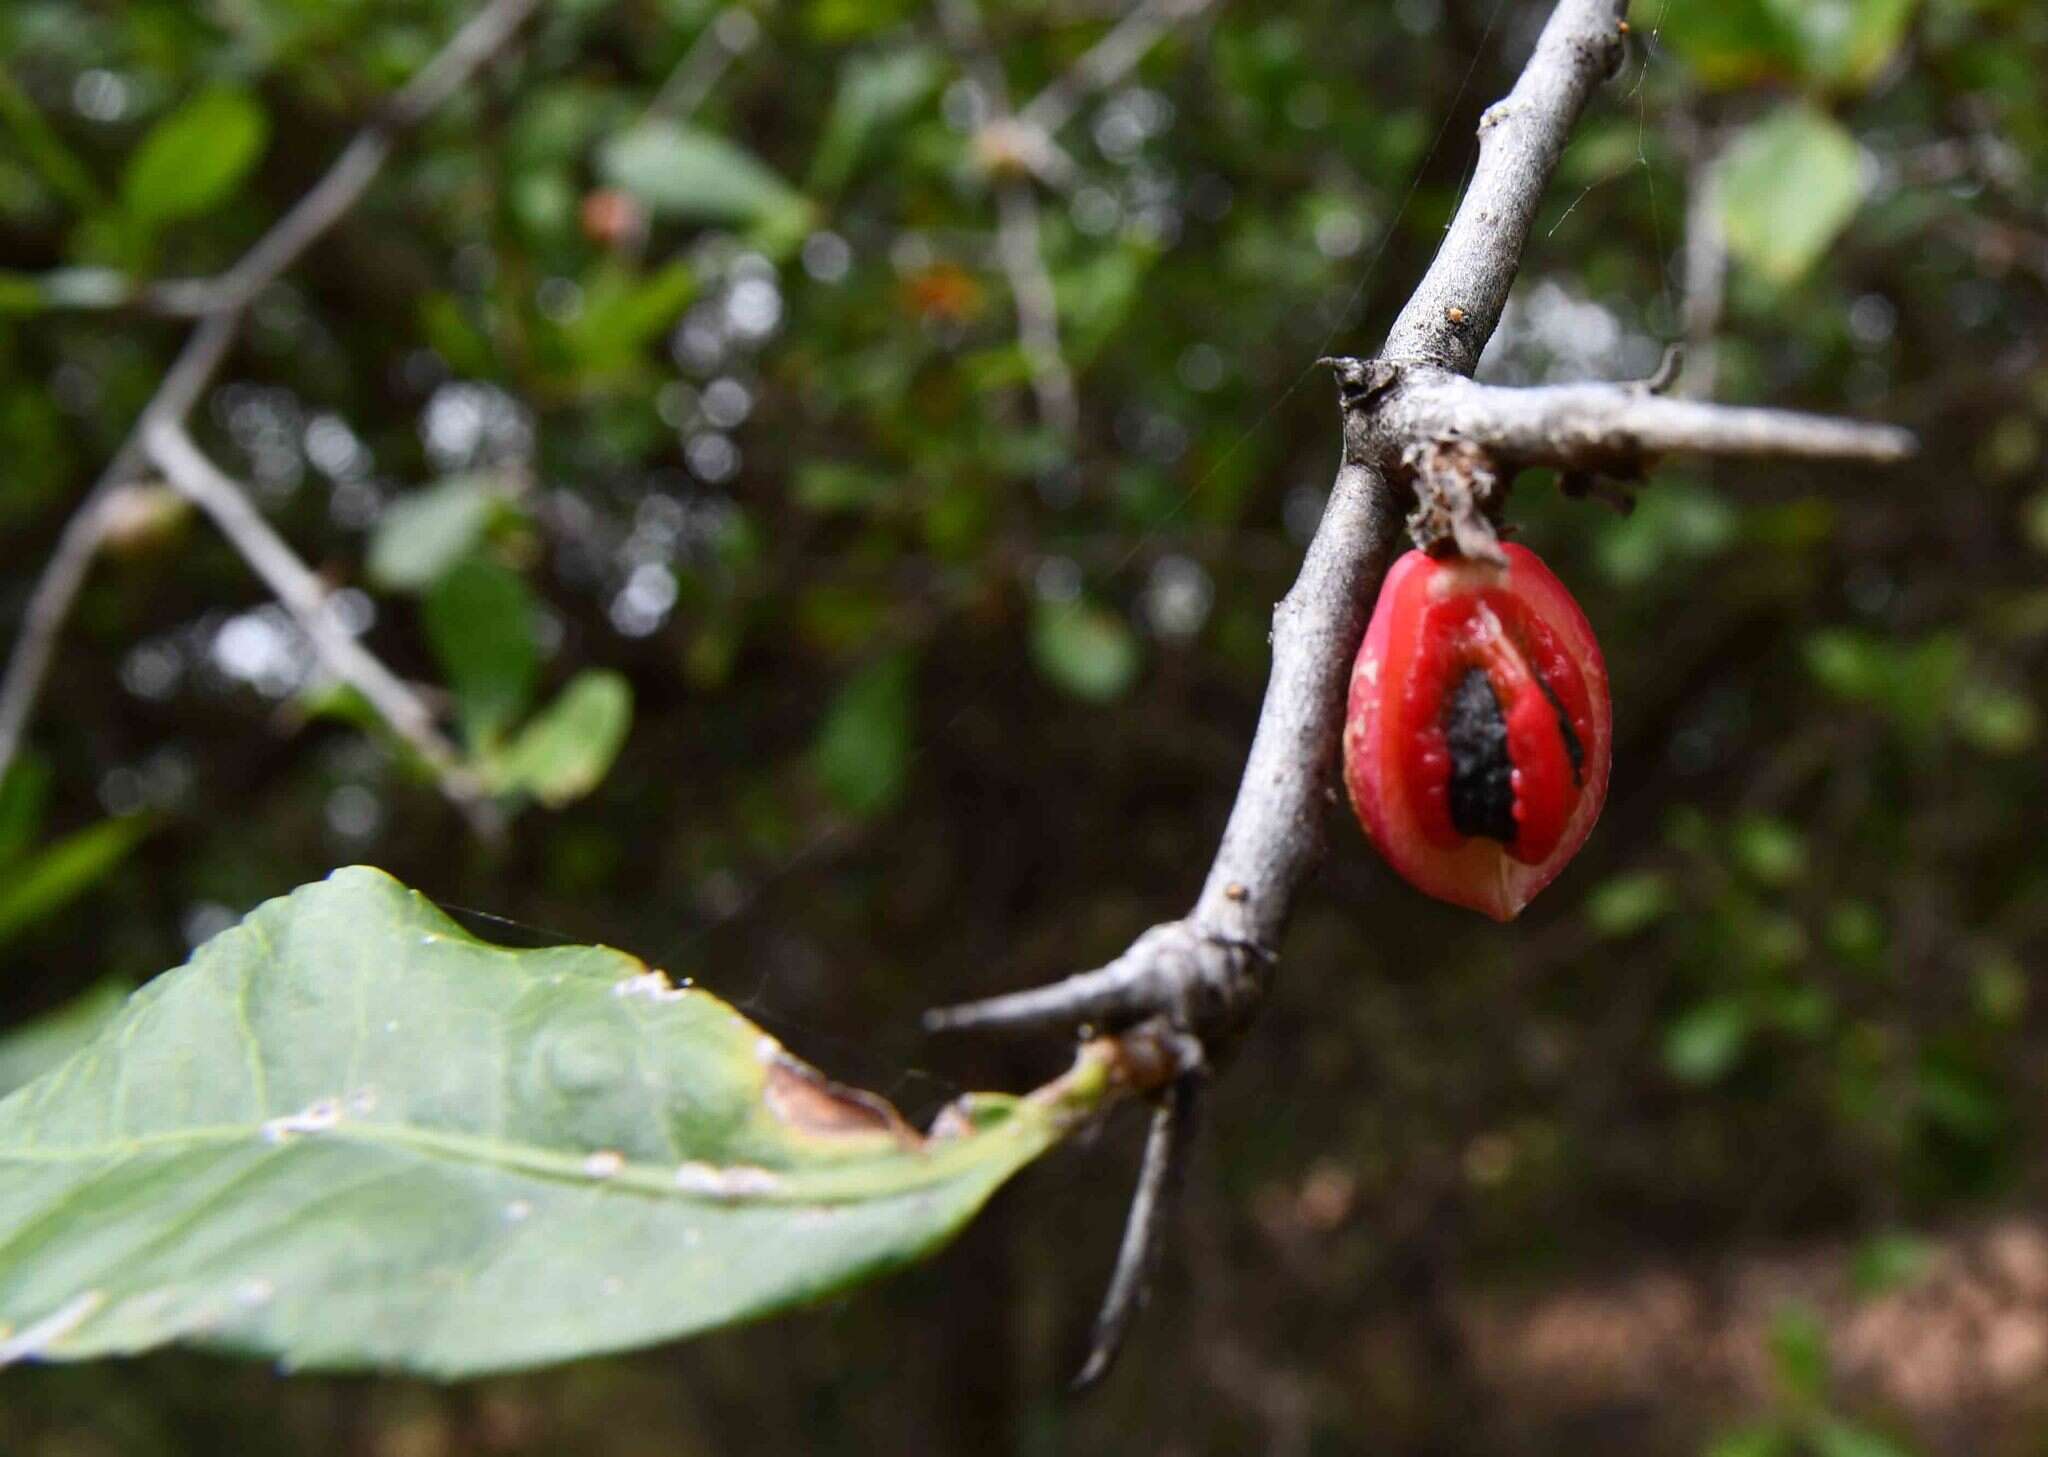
0 0 543 801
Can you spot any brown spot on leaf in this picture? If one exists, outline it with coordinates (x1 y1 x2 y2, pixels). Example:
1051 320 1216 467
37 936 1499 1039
762 1053 920 1146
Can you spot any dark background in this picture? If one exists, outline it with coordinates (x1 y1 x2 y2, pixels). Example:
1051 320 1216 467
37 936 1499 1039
2 0 2045 1450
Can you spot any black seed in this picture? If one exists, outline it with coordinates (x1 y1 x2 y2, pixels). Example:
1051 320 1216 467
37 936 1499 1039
1445 668 1517 844
1536 675 1585 786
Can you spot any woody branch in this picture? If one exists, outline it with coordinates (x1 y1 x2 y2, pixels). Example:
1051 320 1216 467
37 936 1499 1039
930 0 1917 1384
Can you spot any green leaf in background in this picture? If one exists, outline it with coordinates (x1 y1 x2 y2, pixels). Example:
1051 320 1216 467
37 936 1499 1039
1650 0 1918 93
1664 997 1751 1084
1594 478 1738 586
1056 242 1159 367
1812 1420 1918 1457
1766 1304 1830 1402
553 261 697 377
1706 1424 1795 1457
1803 628 1966 742
1731 815 1808 887
1951 683 2039 756
422 554 540 748
1715 106 1864 287
366 477 502 592
489 671 634 808
1780 0 1920 91
0 754 52 865
1584 870 1675 939
1850 1231 1933 1297
0 868 1109 1375
0 980 129 1097
121 87 269 226
1649 0 1804 90
2022 491 2048 556
810 651 914 817
599 122 811 231
0 816 151 949
1032 599 1141 702
807 47 942 196
793 460 895 515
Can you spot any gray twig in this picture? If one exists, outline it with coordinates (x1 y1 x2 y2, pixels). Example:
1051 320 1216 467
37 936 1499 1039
939 0 1084 440
1380 373 1918 470
997 180 1082 438
0 0 542 793
646 7 758 123
144 423 496 830
1016 0 1223 139
1679 138 1727 400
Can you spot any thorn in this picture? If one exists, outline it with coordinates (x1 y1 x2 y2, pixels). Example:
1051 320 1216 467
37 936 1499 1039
1638 343 1684 395
924 959 1153 1035
1071 1074 1200 1392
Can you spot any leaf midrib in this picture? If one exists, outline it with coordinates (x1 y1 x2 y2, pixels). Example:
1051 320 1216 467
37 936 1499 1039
0 1109 1049 1205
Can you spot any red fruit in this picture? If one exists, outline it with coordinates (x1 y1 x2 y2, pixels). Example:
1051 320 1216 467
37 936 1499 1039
1343 543 1611 922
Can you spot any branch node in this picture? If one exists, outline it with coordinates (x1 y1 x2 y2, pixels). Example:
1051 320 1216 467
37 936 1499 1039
1320 355 1401 410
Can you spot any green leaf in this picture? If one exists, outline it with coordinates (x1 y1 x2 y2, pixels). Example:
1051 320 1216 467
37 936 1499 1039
804 0 916 41
0 980 130 1098
807 47 942 196
1055 242 1159 366
1802 629 1965 742
489 671 634 808
422 555 540 749
1951 684 2039 756
1731 814 1808 887
1664 998 1751 1084
599 122 811 231
121 88 269 227
793 461 895 515
1850 1231 1933 1297
1032 600 1141 702
1780 0 1921 90
0 754 52 865
1715 105 1864 287
0 868 1106 1375
1707 1425 1794 1457
1813 1420 1916 1457
2023 491 2048 556
367 477 501 592
810 652 915 817
1594 479 1737 586
1648 0 1917 92
1585 870 1675 938
0 817 151 949
554 261 697 376
1766 1304 1829 1402
1649 0 1804 90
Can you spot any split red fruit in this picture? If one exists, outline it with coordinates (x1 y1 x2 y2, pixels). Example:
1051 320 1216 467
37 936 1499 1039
1343 543 1611 922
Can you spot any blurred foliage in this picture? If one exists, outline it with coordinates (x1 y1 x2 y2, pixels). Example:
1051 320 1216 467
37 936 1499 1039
0 0 2043 1450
